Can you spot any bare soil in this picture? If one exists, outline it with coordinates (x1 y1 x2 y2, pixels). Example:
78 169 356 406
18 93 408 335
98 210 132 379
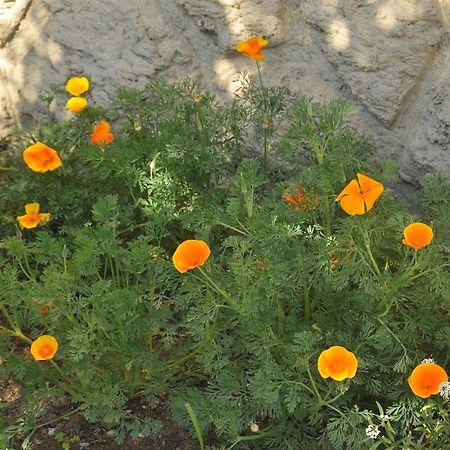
1 378 194 450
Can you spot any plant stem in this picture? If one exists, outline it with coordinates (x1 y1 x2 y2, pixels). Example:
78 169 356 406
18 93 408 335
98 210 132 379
160 347 201 373
307 365 324 404
303 285 311 323
118 220 153 235
196 267 238 310
378 318 411 357
0 303 17 331
362 230 381 276
283 380 315 396
256 61 270 170
185 403 205 450
17 260 33 280
20 405 83 446
216 221 250 236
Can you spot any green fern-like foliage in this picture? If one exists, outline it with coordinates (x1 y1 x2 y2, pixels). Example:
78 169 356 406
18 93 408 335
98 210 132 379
0 77 449 450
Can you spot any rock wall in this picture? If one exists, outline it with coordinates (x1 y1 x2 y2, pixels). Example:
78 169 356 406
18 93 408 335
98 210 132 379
1 0 449 187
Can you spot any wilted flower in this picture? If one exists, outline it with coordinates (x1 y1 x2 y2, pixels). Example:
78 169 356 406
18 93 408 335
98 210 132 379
90 121 114 146
408 362 448 398
365 424 380 440
65 76 89 96
191 93 203 103
336 173 384 215
23 142 62 173
282 186 319 211
66 96 88 113
317 346 358 381
330 255 340 270
402 223 433 250
17 203 50 229
30 335 58 361
172 240 211 273
236 36 269 61
39 305 51 317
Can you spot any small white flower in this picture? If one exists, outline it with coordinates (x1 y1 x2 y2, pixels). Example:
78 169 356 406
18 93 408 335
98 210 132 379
365 424 380 440
421 358 434 364
439 381 450 400
47 427 56 436
379 413 390 421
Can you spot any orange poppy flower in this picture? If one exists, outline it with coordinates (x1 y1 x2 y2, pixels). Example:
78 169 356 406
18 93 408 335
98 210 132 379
65 76 89 96
30 335 58 361
236 36 269 61
90 121 114 146
66 96 88 113
173 240 211 273
402 223 433 250
17 203 50 229
408 362 448 398
23 142 62 173
282 187 319 211
317 346 358 381
336 173 384 215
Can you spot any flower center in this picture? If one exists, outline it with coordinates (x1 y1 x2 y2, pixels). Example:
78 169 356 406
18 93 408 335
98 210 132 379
39 344 54 357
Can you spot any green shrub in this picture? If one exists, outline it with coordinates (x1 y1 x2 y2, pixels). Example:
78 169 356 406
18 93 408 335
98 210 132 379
0 73 449 450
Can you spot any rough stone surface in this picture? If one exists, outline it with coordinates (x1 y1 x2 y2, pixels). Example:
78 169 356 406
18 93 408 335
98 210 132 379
1 0 449 187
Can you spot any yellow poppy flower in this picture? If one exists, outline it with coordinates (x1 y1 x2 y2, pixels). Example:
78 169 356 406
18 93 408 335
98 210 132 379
17 203 50 229
30 335 58 361
65 76 89 96
66 96 88 113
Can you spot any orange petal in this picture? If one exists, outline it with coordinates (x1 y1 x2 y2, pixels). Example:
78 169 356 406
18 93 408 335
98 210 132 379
25 203 40 214
339 194 365 215
251 53 264 61
65 77 89 96
91 121 114 145
172 240 211 273
246 36 269 52
356 173 383 193
38 213 51 224
236 36 269 59
403 223 434 250
66 97 88 113
17 214 38 229
30 335 59 361
318 346 358 381
23 142 62 173
336 179 360 201
408 363 448 398
362 184 384 211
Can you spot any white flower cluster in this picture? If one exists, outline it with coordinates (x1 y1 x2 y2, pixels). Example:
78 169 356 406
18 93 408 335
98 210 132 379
421 358 434 364
439 381 450 400
365 424 380 439
379 413 390 421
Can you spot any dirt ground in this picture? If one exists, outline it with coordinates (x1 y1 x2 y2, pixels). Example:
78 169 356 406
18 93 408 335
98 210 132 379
1 378 194 450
